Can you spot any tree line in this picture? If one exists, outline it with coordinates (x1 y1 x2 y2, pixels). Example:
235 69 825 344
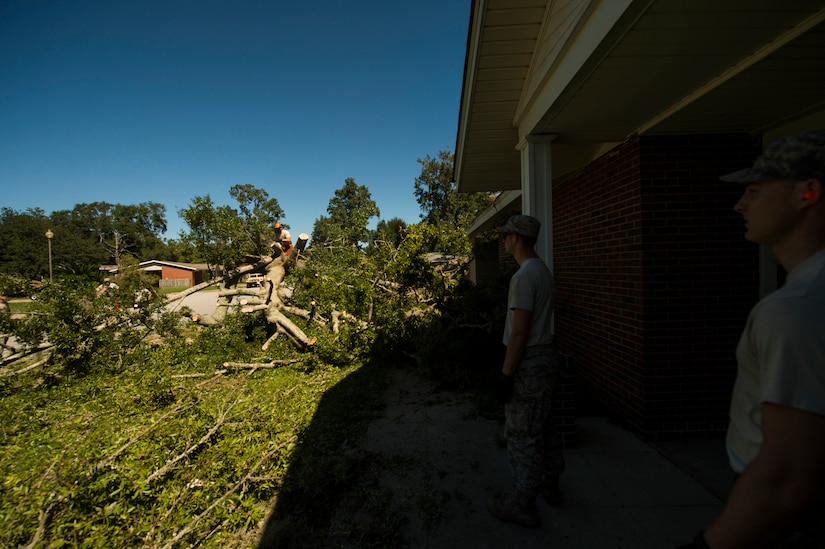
0 149 494 286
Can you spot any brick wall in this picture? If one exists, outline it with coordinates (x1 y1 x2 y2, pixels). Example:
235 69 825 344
161 265 200 287
553 133 761 438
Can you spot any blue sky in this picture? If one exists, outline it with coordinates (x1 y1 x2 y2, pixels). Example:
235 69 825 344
0 1 470 239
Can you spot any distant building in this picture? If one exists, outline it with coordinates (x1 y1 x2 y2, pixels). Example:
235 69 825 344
102 261 211 289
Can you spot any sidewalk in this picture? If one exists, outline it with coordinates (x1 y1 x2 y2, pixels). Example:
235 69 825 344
351 368 733 548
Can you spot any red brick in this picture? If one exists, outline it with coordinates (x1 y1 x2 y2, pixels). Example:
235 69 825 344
553 133 760 438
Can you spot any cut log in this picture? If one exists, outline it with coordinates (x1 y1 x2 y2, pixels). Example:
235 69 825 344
160 250 321 350
265 307 316 349
222 359 301 369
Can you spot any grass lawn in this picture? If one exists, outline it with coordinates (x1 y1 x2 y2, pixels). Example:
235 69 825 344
7 300 37 314
0 317 388 548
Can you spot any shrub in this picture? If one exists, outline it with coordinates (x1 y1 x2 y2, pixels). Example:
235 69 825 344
0 273 34 297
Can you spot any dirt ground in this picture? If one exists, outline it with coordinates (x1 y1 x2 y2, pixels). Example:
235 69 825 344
319 367 730 549
325 367 557 548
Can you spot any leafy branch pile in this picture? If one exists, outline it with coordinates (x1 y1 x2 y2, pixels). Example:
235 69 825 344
0 234 508 548
1 281 392 548
0 148 509 547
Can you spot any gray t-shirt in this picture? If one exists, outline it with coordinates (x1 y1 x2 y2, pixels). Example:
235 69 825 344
727 248 825 473
502 258 555 347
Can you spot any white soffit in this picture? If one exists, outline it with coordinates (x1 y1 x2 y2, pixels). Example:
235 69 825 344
456 0 825 193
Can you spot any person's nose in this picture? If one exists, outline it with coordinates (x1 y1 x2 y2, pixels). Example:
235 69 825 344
733 192 747 213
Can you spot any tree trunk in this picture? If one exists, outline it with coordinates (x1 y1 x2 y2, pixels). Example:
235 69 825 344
168 250 318 350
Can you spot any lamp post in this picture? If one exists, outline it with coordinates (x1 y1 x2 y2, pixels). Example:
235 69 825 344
45 229 54 282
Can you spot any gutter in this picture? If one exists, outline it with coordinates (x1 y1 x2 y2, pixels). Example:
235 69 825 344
466 190 522 240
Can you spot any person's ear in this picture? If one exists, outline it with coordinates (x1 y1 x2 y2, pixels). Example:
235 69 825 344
801 178 822 205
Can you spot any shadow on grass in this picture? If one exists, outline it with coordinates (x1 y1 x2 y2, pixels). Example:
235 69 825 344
258 276 509 548
257 356 506 547
256 356 395 548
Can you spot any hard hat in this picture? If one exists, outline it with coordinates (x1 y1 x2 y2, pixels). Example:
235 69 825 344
274 222 283 229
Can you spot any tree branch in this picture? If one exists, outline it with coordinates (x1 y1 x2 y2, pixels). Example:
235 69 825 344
222 359 302 369
144 399 240 484
0 353 51 376
22 494 66 549
94 402 192 473
165 257 275 304
158 437 295 549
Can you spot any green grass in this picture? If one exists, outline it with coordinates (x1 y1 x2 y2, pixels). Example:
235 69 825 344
156 286 199 297
0 326 388 548
7 300 37 314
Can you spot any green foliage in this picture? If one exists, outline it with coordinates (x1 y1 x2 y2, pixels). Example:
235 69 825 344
0 219 515 547
0 158 514 546
53 201 168 266
0 203 170 281
229 183 286 255
311 178 379 248
368 216 407 253
410 274 510 390
387 223 441 290
179 195 245 273
0 330 371 548
161 236 202 263
178 184 284 273
5 274 168 374
1 265 391 546
0 207 56 279
0 273 33 297
288 223 442 350
287 245 369 319
290 213 508 391
413 149 495 254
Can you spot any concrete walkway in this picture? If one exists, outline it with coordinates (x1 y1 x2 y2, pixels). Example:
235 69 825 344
163 289 220 317
355 368 733 549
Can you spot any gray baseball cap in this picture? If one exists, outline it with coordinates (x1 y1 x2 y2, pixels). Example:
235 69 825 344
497 214 541 239
720 129 825 183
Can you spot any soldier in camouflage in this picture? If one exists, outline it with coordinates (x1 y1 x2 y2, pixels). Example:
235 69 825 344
488 214 565 528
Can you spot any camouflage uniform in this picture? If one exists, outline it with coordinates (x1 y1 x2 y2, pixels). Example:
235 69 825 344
489 214 561 527
505 343 564 495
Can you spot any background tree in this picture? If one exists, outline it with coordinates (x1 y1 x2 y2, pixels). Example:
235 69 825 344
54 201 168 267
48 210 115 272
310 215 345 248
370 217 408 250
0 207 55 279
311 178 379 249
413 149 494 253
161 237 201 263
178 185 284 273
0 203 169 281
179 195 243 275
229 183 285 256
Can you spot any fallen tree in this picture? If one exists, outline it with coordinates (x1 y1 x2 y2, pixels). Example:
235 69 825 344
165 234 368 351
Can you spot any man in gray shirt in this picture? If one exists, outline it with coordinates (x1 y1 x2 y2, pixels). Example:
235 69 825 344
488 214 564 528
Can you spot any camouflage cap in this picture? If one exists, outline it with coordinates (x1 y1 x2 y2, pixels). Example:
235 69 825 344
720 129 825 183
497 214 541 239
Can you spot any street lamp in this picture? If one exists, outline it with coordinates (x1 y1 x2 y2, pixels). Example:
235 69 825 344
45 229 54 282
